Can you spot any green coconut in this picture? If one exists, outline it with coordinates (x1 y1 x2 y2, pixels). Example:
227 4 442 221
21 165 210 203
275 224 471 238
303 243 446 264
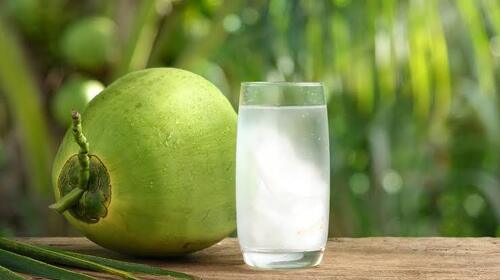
52 76 104 126
5 0 41 37
50 68 236 256
60 17 117 70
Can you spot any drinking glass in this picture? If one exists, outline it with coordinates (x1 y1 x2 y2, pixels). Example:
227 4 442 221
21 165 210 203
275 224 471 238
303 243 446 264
236 82 330 269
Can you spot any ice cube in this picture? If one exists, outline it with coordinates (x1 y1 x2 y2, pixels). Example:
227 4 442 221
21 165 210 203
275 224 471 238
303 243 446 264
251 124 327 198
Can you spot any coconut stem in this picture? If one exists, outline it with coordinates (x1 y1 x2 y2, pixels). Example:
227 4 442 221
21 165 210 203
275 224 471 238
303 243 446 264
49 188 84 213
49 111 90 213
71 111 90 190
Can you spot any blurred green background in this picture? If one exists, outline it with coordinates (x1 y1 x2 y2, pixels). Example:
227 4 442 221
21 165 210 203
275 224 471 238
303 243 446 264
0 0 499 237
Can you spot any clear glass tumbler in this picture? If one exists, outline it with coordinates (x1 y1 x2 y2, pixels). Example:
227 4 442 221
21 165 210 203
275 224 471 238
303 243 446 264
236 82 330 269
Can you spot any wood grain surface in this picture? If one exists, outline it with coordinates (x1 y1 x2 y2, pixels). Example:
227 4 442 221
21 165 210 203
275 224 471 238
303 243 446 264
18 237 500 279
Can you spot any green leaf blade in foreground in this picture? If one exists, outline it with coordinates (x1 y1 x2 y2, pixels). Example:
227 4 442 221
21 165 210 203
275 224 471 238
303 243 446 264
0 248 95 280
0 238 137 280
0 264 26 280
49 248 200 280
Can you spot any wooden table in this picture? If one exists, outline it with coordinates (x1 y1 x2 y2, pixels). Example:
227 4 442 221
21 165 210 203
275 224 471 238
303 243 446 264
20 237 500 279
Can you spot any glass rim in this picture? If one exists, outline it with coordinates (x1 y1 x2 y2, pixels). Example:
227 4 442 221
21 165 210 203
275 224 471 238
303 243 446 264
241 81 323 87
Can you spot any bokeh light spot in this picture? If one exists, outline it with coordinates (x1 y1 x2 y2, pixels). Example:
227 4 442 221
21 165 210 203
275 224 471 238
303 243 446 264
382 170 403 194
349 173 370 195
223 14 241 33
463 193 485 217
